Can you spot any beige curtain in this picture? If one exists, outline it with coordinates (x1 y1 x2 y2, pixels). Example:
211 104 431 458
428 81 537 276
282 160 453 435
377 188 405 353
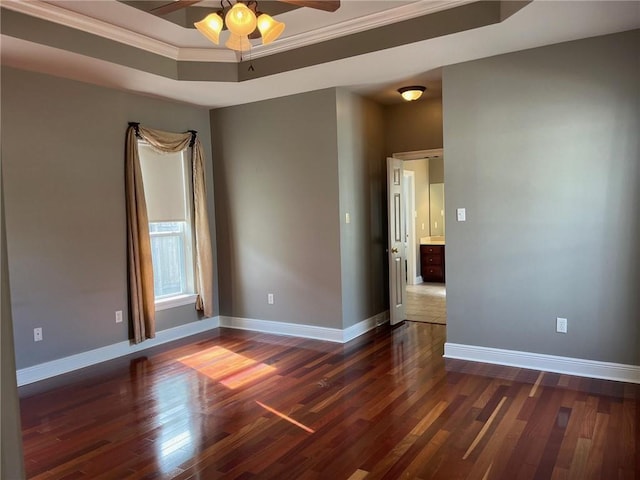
125 124 214 343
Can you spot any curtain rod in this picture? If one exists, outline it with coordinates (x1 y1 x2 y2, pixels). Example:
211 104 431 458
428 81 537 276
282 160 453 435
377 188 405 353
128 122 197 146
128 122 141 138
188 130 197 147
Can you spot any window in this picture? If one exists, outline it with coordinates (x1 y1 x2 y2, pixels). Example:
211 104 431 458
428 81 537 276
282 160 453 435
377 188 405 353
138 143 196 308
149 222 191 297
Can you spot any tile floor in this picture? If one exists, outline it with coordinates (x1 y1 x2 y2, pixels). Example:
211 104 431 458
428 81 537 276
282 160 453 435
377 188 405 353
405 282 447 324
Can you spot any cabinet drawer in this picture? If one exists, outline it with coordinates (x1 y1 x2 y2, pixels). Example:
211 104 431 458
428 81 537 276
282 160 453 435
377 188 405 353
422 266 444 282
422 254 442 266
421 245 444 255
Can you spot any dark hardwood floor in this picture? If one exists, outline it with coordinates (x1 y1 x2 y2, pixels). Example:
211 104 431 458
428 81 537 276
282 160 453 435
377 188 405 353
19 322 639 479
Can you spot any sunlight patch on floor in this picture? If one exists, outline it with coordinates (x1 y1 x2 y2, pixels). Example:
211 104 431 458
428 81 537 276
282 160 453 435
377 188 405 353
178 346 276 389
256 400 315 433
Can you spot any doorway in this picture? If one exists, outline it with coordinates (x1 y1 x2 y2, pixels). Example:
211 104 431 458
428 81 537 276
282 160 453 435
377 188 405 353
405 283 446 324
395 149 446 325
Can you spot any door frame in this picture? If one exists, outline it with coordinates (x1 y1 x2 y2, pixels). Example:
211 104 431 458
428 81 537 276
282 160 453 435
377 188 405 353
393 148 444 161
388 148 445 325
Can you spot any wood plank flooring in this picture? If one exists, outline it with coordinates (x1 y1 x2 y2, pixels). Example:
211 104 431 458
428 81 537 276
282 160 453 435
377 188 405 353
19 322 639 479
405 283 446 324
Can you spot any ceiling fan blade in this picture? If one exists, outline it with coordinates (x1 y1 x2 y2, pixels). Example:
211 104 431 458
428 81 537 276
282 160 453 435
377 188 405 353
151 0 202 15
278 0 340 12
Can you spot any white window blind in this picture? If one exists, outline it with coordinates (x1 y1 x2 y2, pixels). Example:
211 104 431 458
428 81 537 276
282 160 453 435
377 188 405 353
138 144 188 222
138 142 195 302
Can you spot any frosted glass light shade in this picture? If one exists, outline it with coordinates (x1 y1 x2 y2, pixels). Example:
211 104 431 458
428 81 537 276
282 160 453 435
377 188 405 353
225 3 257 36
194 12 224 44
257 13 285 45
225 33 252 51
398 86 426 101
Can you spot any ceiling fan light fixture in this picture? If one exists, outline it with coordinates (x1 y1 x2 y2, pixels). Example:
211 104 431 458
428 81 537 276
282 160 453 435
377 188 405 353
225 2 257 37
257 13 285 45
398 86 426 101
225 32 252 51
194 12 224 44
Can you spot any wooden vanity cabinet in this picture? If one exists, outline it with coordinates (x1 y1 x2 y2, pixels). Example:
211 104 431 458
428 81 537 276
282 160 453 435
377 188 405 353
420 244 445 283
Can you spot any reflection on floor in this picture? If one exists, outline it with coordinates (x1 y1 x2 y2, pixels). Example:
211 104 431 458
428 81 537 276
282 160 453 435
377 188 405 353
19 323 640 478
405 282 447 324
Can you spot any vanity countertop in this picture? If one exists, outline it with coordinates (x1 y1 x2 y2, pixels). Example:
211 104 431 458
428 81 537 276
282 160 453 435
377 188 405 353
420 236 445 245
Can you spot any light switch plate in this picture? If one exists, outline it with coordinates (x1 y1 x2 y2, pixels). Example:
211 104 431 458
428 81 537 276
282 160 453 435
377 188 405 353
457 208 466 222
556 317 568 333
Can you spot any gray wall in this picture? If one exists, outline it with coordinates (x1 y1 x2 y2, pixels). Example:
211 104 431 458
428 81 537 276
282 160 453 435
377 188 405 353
385 97 443 156
210 89 343 328
429 157 446 236
1 166 25 479
336 90 387 327
443 30 640 365
1 67 218 369
429 157 444 184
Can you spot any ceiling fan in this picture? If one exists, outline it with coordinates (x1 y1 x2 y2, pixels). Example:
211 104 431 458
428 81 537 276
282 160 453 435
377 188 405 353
149 0 340 51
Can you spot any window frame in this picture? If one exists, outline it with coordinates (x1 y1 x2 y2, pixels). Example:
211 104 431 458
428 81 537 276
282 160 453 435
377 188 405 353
138 142 197 309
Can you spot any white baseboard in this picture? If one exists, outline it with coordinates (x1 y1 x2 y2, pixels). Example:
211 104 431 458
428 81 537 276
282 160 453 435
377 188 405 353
220 311 389 343
220 316 344 342
17 317 220 386
17 312 390 386
343 311 389 342
444 342 640 384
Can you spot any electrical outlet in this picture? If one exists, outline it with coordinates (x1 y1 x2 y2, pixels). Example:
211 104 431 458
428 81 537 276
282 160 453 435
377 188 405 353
267 293 274 305
34 327 43 342
556 317 568 334
115 310 123 323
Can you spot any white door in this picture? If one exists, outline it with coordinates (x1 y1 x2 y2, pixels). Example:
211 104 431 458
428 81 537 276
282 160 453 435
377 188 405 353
387 157 406 325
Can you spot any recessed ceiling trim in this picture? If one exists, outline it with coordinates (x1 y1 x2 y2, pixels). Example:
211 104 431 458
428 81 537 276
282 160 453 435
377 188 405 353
248 0 477 59
1 0 234 63
1 0 180 59
4 0 477 64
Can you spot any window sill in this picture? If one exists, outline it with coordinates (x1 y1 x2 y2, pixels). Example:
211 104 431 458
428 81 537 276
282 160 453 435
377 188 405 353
155 294 198 311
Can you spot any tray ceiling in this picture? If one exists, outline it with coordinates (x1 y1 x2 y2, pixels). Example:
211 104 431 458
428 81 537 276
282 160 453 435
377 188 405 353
1 1 638 107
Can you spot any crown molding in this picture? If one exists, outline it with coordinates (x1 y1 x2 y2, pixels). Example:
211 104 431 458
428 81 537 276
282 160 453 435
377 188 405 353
250 0 476 59
3 0 474 64
2 0 178 59
1 0 235 63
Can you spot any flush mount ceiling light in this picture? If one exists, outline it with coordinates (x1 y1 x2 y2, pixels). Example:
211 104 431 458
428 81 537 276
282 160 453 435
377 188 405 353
194 1 286 52
398 86 426 101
